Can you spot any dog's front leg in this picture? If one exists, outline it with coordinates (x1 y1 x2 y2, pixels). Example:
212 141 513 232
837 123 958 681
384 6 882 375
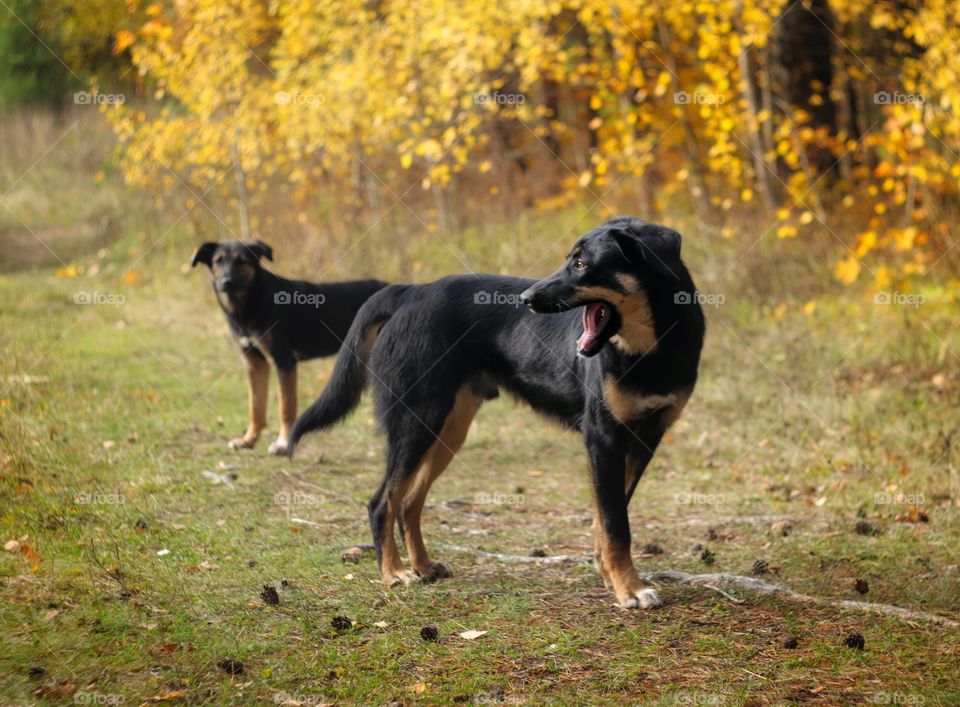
587 427 662 609
229 350 269 450
268 365 297 455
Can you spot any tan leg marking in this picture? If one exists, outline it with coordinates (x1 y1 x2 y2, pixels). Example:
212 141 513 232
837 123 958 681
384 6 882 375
600 532 661 609
593 465 663 609
623 455 639 496
268 366 297 455
379 474 418 586
592 501 613 588
401 387 483 578
229 352 269 450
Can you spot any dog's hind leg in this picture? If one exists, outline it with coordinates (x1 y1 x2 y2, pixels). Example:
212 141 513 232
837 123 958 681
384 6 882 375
229 349 269 450
369 473 419 586
400 386 483 581
369 409 448 587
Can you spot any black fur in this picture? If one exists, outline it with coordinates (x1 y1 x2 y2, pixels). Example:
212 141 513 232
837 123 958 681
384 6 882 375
289 217 705 605
192 238 386 452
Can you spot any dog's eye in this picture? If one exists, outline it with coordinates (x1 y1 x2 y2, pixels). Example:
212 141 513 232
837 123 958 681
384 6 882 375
213 254 225 264
574 258 587 270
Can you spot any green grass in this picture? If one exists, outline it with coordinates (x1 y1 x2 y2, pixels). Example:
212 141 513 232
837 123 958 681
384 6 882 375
1 249 958 705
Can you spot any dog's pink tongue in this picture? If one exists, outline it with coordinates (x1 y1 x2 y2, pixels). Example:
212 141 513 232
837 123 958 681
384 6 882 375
577 303 603 353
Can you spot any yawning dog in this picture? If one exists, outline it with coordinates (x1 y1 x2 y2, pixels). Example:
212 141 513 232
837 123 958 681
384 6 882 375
288 217 704 607
191 239 386 454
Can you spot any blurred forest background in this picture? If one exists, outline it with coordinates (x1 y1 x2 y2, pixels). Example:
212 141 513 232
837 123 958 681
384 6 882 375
2 0 960 291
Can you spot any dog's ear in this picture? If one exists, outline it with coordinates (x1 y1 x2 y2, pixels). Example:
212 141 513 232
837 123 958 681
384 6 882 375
191 242 219 268
609 217 681 279
242 239 273 262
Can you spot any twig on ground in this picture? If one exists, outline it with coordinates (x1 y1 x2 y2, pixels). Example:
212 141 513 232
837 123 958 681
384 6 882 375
434 545 960 628
702 583 746 604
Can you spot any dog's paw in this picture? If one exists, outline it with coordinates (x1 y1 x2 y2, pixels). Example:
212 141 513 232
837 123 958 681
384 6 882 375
386 569 421 587
267 438 289 455
618 587 662 610
228 437 256 450
418 561 453 584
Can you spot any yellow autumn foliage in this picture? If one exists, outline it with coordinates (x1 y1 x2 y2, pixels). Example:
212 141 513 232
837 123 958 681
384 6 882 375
93 0 960 285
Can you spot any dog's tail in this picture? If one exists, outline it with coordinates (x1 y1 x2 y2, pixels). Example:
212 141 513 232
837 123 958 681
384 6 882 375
288 285 406 455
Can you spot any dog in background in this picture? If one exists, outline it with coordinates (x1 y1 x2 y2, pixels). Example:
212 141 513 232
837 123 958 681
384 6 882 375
288 217 704 608
191 239 386 454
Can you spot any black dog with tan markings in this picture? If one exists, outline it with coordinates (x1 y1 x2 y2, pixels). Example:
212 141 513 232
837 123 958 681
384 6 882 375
289 217 704 608
191 239 386 455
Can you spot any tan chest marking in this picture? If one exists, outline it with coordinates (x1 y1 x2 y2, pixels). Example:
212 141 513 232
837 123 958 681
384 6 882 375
603 377 690 426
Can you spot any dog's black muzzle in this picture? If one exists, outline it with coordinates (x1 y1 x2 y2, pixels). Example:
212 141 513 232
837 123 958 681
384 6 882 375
520 272 575 313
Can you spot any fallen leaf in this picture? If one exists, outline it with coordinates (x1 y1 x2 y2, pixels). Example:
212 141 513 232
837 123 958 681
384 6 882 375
459 630 487 640
144 690 184 702
373 621 388 628
43 609 59 621
4 539 20 552
20 545 41 565
156 549 170 556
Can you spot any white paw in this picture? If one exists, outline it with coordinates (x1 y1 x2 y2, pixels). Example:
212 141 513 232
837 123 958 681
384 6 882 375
387 569 421 587
267 438 289 455
619 587 662 609
228 437 255 450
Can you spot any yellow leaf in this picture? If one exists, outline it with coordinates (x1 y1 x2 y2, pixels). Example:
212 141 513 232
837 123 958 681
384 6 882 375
400 153 412 169
834 256 861 284
776 225 797 239
114 30 136 55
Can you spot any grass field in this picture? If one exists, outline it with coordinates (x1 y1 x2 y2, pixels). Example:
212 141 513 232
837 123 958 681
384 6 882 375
1 112 959 705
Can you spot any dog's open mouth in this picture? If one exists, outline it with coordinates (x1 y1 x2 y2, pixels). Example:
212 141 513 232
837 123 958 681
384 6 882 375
578 303 614 356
